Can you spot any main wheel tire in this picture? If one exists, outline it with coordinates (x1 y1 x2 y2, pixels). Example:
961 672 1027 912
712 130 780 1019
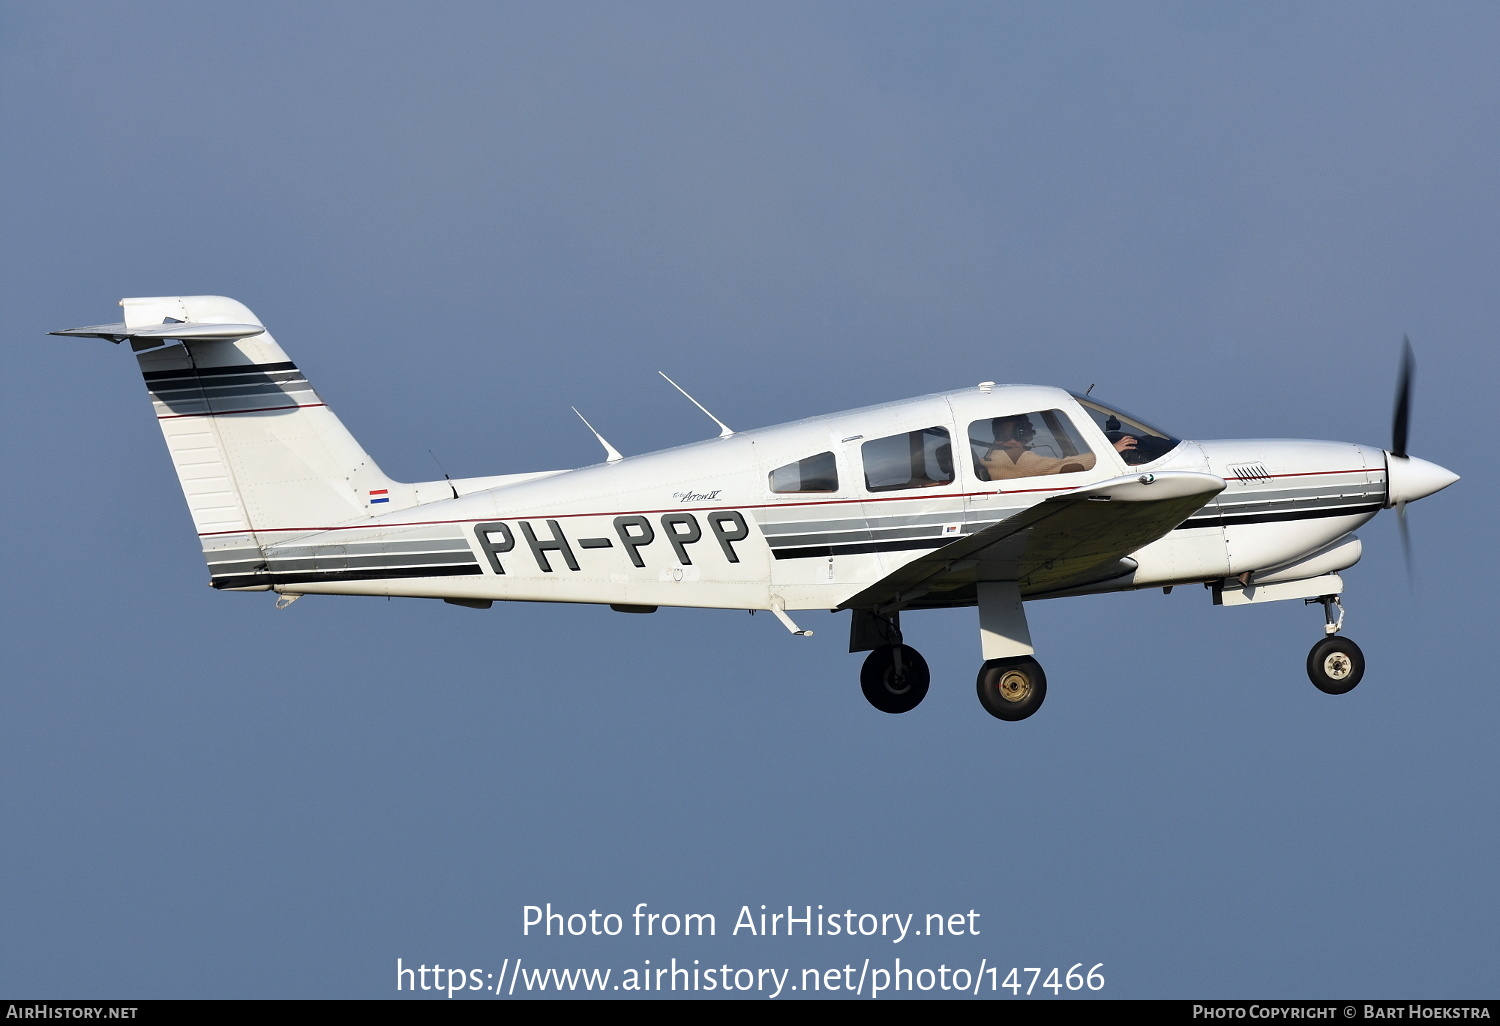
976 656 1047 721
1307 635 1364 694
860 644 930 713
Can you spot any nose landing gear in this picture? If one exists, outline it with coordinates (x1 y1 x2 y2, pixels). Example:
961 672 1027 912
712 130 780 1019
1305 595 1364 694
1307 636 1364 694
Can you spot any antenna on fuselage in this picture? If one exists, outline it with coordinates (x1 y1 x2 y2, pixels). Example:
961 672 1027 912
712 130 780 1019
428 450 460 499
571 407 624 463
657 371 733 438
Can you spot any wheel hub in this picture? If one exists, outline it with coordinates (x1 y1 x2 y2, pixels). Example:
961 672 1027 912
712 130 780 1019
997 669 1032 703
1322 652 1352 680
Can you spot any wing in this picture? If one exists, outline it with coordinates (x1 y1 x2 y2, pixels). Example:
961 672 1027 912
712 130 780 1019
839 471 1226 611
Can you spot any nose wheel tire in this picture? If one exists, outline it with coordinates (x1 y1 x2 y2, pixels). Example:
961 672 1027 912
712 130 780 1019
976 656 1048 721
1307 636 1364 695
860 644 930 713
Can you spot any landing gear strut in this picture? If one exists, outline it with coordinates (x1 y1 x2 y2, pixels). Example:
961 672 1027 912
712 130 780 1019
1305 595 1364 694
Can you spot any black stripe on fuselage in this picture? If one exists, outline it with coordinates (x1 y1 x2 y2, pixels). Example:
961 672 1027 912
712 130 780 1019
767 502 1382 560
1175 502 1381 530
771 536 950 560
210 563 483 589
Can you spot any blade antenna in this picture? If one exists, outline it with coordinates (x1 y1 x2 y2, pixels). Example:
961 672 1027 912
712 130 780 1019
428 450 459 499
571 407 624 463
658 372 733 437
1391 335 1415 458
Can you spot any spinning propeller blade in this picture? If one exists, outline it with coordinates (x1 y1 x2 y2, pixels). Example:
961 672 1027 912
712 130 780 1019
1390 336 1417 589
1397 502 1415 590
1391 335 1414 458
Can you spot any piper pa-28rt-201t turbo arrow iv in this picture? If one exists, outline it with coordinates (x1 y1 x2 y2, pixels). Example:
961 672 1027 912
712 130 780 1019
57 296 1459 721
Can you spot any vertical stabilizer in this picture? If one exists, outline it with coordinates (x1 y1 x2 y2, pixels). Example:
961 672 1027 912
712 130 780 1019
126 296 395 587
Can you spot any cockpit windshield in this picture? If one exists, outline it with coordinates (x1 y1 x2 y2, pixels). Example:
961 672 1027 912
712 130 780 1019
1070 395 1182 467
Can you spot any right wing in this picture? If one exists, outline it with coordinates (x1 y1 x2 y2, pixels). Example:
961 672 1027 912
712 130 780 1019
839 471 1226 611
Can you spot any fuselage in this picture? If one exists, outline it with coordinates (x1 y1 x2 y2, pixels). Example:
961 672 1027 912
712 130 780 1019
234 384 1393 612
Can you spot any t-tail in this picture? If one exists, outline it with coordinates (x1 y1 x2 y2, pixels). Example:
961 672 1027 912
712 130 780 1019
55 296 472 590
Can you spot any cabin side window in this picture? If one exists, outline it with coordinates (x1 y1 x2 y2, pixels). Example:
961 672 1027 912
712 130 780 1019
769 451 839 493
971 410 1097 481
862 427 955 492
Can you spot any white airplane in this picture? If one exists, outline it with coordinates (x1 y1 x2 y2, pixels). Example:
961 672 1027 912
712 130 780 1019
57 296 1459 721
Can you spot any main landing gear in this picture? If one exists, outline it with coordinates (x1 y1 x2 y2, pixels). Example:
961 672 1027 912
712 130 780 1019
976 656 1048 720
855 643 1050 720
860 644 930 713
850 589 1049 721
1305 595 1364 695
852 610 932 714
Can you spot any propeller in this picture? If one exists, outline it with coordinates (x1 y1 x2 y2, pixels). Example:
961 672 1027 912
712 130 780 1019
1379 336 1458 589
1391 334 1414 459
1397 497 1414 586
1390 336 1416 584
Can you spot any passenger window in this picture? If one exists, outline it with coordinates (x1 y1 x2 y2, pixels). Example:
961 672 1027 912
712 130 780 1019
769 451 839 493
970 410 1096 481
862 427 955 492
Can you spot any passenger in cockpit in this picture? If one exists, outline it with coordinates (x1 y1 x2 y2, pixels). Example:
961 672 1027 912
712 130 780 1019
980 415 1097 480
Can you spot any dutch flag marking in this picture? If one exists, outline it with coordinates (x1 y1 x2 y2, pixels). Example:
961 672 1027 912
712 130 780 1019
368 489 390 505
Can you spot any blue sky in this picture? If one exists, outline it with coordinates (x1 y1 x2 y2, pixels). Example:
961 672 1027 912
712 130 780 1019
2 1 1495 999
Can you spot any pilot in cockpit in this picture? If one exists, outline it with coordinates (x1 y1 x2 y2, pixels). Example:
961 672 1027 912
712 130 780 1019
980 415 1097 480
978 412 1148 481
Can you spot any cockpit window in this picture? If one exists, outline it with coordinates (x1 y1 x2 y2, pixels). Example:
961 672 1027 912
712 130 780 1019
1071 395 1182 466
769 451 839 493
862 427 954 492
970 410 1097 481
